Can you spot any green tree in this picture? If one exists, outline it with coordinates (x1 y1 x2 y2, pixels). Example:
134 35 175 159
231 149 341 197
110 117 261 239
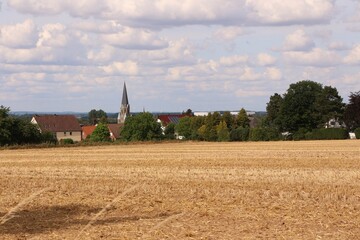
88 109 108 125
222 111 235 129
175 116 192 139
265 93 283 127
190 116 205 139
120 112 162 141
90 123 110 142
216 120 230 142
0 106 12 145
315 86 345 127
344 91 360 131
236 108 250 128
277 80 344 132
164 123 176 139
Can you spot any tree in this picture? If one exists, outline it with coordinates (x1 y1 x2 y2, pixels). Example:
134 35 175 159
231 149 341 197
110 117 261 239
222 111 235 129
90 123 110 142
344 91 360 131
314 86 345 127
236 108 250 128
0 106 12 145
175 116 192 139
273 80 345 132
88 109 107 125
0 106 44 146
164 123 176 139
120 112 162 141
265 93 283 127
216 120 230 141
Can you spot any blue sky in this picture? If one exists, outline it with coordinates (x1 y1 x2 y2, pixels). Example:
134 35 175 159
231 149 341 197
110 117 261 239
0 0 360 113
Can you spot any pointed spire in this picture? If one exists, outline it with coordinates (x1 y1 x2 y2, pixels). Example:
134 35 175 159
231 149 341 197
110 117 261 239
122 82 129 106
118 82 130 124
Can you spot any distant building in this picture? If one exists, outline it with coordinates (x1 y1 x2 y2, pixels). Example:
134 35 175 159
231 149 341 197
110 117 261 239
117 82 130 124
31 115 82 142
82 125 96 139
108 123 123 141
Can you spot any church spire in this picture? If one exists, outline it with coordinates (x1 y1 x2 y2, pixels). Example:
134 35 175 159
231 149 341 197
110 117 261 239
118 82 130 124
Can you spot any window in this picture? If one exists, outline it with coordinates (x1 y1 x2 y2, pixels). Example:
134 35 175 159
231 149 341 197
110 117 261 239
64 132 67 136
70 132 72 136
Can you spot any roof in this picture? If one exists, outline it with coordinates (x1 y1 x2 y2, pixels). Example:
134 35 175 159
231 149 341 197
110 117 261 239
82 125 96 138
33 115 82 132
157 114 187 125
108 123 123 139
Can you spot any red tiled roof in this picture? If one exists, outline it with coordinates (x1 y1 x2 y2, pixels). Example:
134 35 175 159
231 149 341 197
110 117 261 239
33 115 82 132
108 123 123 140
157 114 187 126
82 125 96 139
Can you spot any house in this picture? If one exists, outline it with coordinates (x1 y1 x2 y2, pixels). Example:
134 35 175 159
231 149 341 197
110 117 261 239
82 124 123 141
31 115 82 142
157 114 187 139
108 123 123 141
82 125 96 139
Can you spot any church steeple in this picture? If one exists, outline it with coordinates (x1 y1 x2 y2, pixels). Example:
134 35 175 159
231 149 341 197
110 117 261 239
118 82 130 124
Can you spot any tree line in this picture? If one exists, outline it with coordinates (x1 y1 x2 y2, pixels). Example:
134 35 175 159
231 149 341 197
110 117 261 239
0 106 56 146
1 80 359 146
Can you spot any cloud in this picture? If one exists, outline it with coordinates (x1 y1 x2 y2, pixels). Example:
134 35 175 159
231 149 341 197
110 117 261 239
257 53 276 66
37 23 69 48
283 48 340 67
282 29 315 51
101 26 168 50
264 67 282 80
100 60 139 75
344 44 360 64
7 0 335 27
213 27 248 41
219 55 249 66
245 0 335 25
0 19 38 48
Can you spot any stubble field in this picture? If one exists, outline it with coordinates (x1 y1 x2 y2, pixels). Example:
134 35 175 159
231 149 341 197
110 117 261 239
0 140 360 239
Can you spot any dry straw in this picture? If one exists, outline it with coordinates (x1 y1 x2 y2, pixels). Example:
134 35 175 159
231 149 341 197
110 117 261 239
0 187 52 225
77 184 140 238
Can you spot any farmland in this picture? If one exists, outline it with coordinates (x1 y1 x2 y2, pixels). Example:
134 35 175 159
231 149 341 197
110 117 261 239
1 140 360 239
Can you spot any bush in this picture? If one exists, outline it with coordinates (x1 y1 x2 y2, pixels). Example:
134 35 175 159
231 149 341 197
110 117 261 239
60 138 74 145
305 128 348 140
249 127 280 141
249 128 268 141
230 127 249 141
355 128 360 139
293 128 308 141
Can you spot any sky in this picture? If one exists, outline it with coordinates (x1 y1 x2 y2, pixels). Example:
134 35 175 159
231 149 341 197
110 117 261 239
0 0 360 113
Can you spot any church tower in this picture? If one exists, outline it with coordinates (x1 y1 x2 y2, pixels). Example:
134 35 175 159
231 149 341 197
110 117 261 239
117 82 130 124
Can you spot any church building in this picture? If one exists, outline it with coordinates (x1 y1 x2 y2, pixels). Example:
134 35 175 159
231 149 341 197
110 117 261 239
117 82 130 124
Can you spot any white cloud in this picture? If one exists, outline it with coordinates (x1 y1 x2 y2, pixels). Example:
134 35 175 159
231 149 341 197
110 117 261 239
37 23 68 48
7 0 335 27
213 27 248 41
239 67 261 81
264 67 282 80
100 61 139 75
245 0 334 25
283 48 340 67
344 44 360 64
219 55 249 67
282 29 315 51
0 19 38 48
102 27 168 50
328 42 350 51
257 53 276 66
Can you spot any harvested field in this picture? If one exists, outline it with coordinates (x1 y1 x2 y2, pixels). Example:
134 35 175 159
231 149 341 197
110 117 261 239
0 140 360 239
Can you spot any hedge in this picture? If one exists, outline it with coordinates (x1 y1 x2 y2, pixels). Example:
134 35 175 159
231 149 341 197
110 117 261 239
249 127 280 141
305 128 348 140
355 128 360 139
